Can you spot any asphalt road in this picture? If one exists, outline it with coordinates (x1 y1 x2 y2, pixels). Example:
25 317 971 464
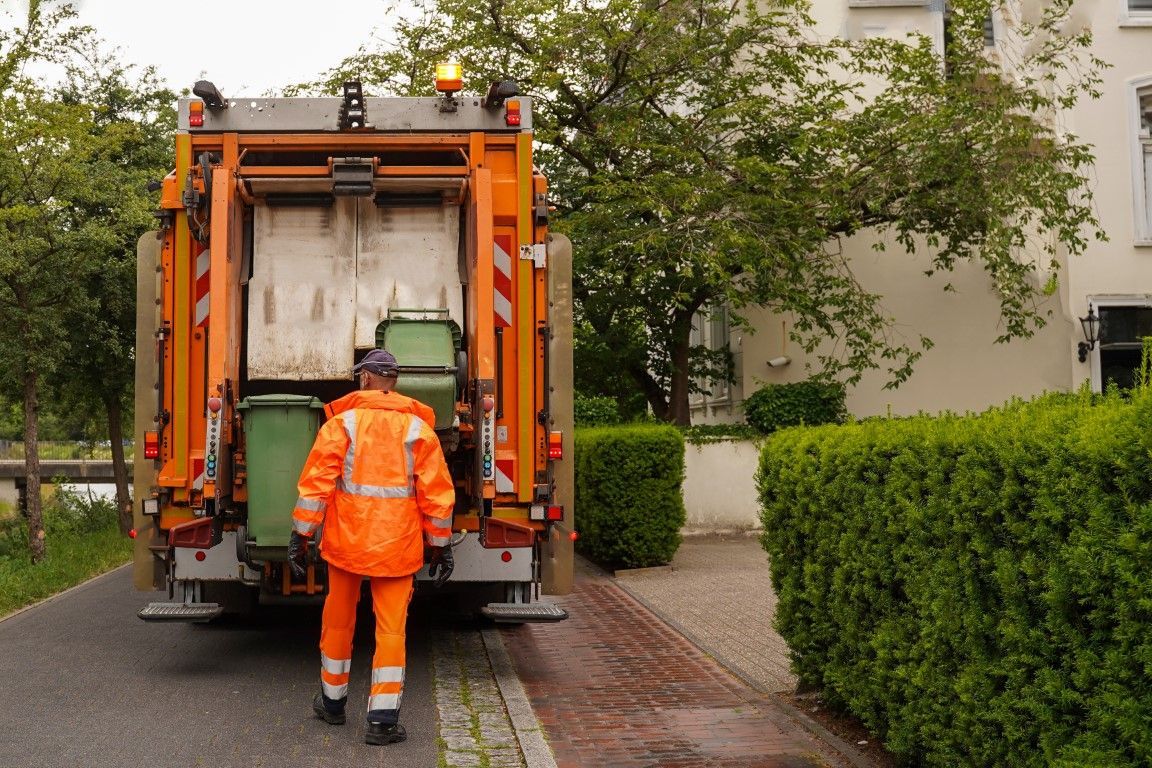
0 566 438 768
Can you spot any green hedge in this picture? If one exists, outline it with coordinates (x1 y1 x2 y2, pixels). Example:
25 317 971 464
758 390 1152 766
574 393 621 427
574 425 686 569
744 380 846 434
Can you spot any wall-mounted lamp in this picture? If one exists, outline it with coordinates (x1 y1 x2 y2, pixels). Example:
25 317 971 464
1077 307 1099 363
767 356 791 368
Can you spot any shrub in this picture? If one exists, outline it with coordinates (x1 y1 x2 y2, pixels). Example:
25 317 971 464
574 425 685 569
574 393 621 427
758 389 1152 766
743 380 846 434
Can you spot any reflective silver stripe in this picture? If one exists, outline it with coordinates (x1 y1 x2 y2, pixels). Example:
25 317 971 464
293 518 318 535
322 680 348 700
342 411 357 485
337 409 414 499
427 535 451 547
321 654 352 676
371 666 404 685
295 497 326 512
428 515 452 530
404 417 422 494
368 692 401 711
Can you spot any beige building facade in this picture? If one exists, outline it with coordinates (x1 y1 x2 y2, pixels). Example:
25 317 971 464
692 0 1152 422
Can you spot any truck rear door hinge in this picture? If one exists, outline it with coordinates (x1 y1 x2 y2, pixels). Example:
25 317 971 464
331 157 376 196
536 410 549 426
519 244 546 268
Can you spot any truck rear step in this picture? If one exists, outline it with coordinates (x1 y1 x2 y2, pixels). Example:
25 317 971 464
138 602 223 622
481 602 568 623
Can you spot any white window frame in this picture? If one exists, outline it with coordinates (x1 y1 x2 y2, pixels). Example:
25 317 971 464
1130 77 1152 246
687 305 732 407
1086 295 1152 392
1119 0 1152 27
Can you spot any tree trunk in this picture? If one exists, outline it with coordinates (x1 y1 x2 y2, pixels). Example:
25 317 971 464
667 328 693 427
23 369 45 564
105 395 132 535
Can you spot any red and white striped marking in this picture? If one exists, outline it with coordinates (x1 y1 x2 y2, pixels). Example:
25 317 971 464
194 248 210 328
493 236 513 328
495 458 514 493
191 458 206 491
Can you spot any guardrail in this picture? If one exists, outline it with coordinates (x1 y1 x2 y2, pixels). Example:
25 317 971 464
0 441 135 461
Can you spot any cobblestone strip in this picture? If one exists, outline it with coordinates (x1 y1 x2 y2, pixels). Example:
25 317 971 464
433 628 528 768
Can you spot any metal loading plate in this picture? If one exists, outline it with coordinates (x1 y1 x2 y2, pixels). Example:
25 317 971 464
480 602 569 623
137 602 223 623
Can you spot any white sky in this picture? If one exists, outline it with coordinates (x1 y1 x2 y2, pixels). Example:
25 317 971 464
8 0 396 96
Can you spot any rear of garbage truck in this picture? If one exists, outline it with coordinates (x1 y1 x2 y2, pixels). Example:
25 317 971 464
133 74 573 622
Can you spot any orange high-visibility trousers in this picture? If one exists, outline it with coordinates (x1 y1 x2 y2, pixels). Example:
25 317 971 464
319 562 415 725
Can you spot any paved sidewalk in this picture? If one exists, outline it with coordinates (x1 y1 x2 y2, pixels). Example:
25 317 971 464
501 554 864 768
614 533 796 694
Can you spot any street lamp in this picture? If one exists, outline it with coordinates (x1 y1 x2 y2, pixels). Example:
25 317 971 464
1078 307 1100 363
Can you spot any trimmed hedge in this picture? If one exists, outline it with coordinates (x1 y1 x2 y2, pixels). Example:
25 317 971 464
574 425 686 569
758 390 1152 766
744 380 846 434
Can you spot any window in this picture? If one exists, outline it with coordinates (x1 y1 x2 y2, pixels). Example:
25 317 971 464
1122 0 1152 25
1131 79 1152 245
1089 299 1152 392
688 305 732 406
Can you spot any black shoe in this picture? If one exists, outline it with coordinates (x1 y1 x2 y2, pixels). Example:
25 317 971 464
365 722 406 745
312 693 346 725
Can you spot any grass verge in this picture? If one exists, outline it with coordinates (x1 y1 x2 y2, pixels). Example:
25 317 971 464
0 487 132 619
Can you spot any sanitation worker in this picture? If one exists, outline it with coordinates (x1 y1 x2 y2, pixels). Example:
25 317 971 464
288 348 456 746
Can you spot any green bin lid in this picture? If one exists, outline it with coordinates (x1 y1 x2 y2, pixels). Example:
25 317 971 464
237 394 325 410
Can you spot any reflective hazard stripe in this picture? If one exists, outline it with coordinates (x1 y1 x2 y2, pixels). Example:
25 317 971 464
368 692 402 712
322 680 349 700
194 248 210 328
371 666 404 685
296 498 326 512
495 459 514 493
321 654 352 675
339 410 412 499
293 518 318 535
404 417 422 495
493 236 513 328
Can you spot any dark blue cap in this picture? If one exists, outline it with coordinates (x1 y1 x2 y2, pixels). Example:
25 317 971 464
353 349 399 377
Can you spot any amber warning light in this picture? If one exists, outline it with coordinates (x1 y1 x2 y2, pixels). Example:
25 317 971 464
435 62 463 93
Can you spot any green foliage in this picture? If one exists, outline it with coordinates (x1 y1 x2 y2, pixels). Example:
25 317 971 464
743 381 847 434
308 0 1103 423
681 423 761 445
0 485 129 616
758 389 1152 766
574 393 621 427
574 425 686 569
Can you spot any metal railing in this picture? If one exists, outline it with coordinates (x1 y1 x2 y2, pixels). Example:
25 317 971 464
0 441 135 461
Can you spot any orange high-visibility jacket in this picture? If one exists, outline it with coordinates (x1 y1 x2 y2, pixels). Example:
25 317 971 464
292 391 454 577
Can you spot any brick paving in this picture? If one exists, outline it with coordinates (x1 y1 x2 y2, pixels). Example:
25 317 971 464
501 558 854 768
614 534 797 694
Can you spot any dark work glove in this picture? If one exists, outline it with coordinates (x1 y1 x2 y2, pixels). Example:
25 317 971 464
287 531 309 579
428 546 454 588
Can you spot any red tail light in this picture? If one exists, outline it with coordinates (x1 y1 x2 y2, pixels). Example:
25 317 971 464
548 431 563 460
189 101 204 127
144 431 160 459
505 99 521 127
546 505 564 521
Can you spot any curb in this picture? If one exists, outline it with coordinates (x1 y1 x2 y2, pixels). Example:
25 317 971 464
481 627 559 768
0 561 130 625
612 576 875 768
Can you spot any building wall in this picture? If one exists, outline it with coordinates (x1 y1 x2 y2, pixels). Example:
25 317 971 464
691 0 1151 423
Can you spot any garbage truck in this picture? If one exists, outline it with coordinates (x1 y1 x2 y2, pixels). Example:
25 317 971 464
133 71 574 622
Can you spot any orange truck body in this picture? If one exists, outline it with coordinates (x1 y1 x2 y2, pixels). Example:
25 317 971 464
133 82 573 621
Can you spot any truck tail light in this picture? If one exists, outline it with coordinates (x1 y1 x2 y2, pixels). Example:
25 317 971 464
546 505 564 521
505 99 521 126
144 431 159 459
189 101 204 127
548 431 563 460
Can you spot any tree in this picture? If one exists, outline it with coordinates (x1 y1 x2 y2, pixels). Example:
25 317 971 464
0 1 159 558
54 47 175 534
302 0 1104 424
